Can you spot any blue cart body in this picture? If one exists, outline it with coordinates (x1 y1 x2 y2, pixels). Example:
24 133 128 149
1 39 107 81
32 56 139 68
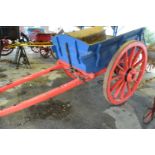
52 28 145 73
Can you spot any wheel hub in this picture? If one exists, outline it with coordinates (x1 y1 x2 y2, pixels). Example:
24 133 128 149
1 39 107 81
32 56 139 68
125 68 137 82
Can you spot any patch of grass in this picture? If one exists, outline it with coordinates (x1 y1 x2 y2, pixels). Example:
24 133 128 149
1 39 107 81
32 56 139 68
0 68 7 72
145 29 155 45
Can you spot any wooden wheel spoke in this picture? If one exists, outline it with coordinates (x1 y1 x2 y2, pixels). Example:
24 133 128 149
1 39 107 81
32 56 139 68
120 82 127 99
127 82 131 94
128 47 136 67
131 49 142 67
117 64 125 71
110 78 123 92
111 75 121 81
133 59 143 68
123 52 129 69
113 81 125 98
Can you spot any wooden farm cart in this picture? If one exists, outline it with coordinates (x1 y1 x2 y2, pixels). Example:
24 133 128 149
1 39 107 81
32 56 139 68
0 26 20 57
0 27 147 117
0 32 55 59
30 33 56 58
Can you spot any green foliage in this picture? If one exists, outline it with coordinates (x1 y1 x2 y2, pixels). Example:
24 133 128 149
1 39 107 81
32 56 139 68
144 28 155 45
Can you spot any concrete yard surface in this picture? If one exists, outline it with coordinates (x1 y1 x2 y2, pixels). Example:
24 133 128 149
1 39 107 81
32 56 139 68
0 47 155 129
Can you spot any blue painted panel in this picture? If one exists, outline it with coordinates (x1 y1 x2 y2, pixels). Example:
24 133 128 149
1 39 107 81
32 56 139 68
52 28 145 73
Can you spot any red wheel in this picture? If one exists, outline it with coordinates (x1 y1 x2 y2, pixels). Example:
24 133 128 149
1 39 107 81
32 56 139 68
103 40 148 105
143 109 154 124
31 46 40 53
40 47 50 58
0 39 14 56
1 48 14 56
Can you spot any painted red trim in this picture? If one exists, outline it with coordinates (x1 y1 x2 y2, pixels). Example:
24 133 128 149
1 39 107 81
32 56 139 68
57 60 107 79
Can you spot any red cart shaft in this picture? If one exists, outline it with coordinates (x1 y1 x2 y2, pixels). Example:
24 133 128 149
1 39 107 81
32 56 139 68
0 63 62 93
0 59 106 117
0 78 84 117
